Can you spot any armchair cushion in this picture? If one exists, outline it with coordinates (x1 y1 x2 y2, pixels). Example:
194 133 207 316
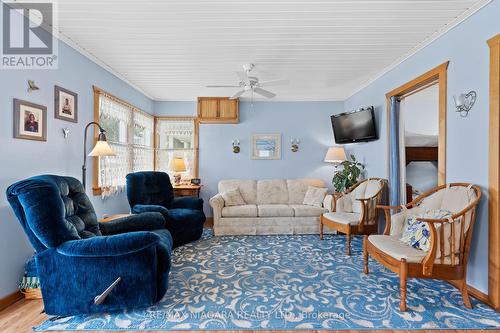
56 232 161 257
323 212 361 225
126 171 174 208
368 235 426 263
351 179 384 213
6 175 101 252
171 196 204 211
335 195 352 213
132 204 169 217
166 208 205 248
99 213 166 235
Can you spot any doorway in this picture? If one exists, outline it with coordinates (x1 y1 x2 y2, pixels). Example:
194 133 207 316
385 61 448 206
400 84 439 203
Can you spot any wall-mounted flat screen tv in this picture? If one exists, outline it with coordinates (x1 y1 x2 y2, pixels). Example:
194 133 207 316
331 107 378 144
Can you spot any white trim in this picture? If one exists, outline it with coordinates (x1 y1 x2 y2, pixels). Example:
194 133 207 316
345 0 492 100
56 32 156 101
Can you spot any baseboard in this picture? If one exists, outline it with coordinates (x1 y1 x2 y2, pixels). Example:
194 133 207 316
204 217 214 228
447 280 496 310
0 290 23 312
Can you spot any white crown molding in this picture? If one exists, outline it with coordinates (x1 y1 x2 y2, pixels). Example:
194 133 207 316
345 0 492 100
56 32 156 101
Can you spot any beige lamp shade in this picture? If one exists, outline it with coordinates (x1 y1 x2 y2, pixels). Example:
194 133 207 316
88 140 115 157
324 146 347 163
169 157 187 172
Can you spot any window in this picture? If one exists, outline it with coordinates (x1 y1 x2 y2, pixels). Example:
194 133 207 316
155 117 199 180
93 86 154 196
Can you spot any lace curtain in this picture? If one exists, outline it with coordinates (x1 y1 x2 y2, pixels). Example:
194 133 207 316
155 118 197 180
97 95 154 198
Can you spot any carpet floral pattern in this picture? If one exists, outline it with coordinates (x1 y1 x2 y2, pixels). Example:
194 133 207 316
35 230 500 331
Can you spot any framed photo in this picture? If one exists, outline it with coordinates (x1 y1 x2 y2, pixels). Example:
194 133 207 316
54 85 78 123
252 134 281 160
13 99 47 141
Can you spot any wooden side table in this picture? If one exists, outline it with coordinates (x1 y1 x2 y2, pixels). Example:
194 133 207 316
99 214 131 223
173 184 202 197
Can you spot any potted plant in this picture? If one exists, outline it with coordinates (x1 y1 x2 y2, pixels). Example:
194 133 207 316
332 154 364 193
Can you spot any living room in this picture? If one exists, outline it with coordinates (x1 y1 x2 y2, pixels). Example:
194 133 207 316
0 0 499 332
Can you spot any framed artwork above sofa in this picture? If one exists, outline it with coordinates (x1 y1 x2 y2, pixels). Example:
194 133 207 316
252 133 281 160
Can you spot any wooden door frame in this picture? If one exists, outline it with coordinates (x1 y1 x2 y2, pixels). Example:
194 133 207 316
385 61 449 185
488 34 500 312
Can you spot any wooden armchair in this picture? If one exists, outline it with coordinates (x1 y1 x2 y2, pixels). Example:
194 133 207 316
320 178 386 255
363 183 481 311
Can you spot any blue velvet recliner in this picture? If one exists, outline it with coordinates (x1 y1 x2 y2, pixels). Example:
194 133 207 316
126 171 206 248
6 175 173 316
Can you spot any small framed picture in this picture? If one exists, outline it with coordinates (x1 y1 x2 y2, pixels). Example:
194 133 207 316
54 85 78 123
252 133 281 160
13 99 47 141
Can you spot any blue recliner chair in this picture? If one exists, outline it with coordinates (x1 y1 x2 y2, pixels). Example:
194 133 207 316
126 171 206 248
6 175 173 316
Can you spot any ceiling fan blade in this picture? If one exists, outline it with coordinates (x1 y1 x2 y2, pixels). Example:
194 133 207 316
229 90 246 99
259 79 289 87
206 85 240 88
236 71 250 85
253 87 276 99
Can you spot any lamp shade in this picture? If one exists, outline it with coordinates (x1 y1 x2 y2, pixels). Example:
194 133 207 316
169 157 187 172
324 147 347 163
88 140 115 157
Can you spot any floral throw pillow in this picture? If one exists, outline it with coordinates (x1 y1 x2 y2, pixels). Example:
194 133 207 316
399 209 452 251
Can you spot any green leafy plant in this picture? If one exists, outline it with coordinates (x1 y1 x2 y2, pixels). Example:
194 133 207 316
332 154 365 193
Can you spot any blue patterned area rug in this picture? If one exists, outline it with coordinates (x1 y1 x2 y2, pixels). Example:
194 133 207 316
35 230 500 331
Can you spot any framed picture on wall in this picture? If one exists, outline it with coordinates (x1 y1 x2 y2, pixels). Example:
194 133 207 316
54 85 78 123
13 99 47 141
252 133 281 160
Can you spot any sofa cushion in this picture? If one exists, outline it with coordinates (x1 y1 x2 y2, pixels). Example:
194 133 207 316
222 205 258 217
323 211 361 225
291 204 328 217
287 179 326 204
220 188 246 206
303 186 328 207
257 180 288 204
258 204 294 217
219 180 257 204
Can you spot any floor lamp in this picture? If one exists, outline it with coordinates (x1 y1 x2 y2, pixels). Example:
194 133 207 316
82 122 115 190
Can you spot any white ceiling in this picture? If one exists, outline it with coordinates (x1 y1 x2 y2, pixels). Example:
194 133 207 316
56 0 489 101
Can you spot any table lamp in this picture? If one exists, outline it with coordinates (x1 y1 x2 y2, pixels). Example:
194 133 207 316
324 146 347 169
169 157 187 185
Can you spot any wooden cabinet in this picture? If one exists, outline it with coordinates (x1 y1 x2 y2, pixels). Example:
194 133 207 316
198 97 239 123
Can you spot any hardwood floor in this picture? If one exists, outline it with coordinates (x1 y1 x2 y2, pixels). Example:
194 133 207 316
0 298 490 333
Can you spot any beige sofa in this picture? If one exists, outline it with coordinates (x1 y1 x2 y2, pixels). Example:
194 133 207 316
209 179 334 236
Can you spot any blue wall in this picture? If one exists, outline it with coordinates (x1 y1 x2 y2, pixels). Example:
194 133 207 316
0 40 154 298
154 101 345 213
344 0 500 293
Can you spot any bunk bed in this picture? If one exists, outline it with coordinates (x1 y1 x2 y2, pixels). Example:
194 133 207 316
405 132 438 203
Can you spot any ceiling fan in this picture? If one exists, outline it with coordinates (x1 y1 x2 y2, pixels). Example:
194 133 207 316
206 63 288 100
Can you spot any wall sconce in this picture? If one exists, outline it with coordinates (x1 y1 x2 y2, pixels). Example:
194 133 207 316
27 80 39 92
232 139 240 153
454 91 476 117
290 138 300 152
62 128 70 138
